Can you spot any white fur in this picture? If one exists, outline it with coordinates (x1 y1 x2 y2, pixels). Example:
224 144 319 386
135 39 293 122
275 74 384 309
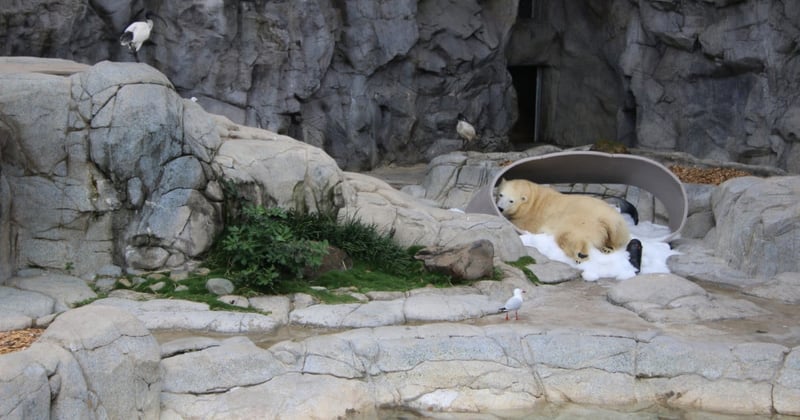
520 219 679 281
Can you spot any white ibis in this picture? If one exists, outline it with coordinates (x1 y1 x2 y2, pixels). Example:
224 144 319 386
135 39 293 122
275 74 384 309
120 12 158 62
456 114 478 148
499 288 526 320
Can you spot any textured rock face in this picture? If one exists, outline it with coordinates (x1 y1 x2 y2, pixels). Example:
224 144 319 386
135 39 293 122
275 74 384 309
710 176 800 278
0 60 349 278
620 1 800 170
0 306 162 419
338 172 526 262
414 239 496 281
2 1 798 171
1 0 517 171
1 59 528 281
0 62 223 276
510 1 800 171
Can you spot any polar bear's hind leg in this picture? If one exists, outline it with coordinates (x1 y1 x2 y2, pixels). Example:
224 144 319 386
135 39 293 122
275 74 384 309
604 218 631 252
557 232 590 263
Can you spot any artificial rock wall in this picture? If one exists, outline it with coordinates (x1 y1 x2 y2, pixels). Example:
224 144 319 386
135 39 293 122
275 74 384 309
1 1 799 171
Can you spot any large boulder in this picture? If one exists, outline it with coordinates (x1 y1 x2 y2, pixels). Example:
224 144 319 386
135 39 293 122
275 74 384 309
0 61 223 277
709 176 800 278
1 59 534 282
0 342 91 419
0 69 112 277
1 305 162 419
339 171 526 262
7 274 96 312
0 60 346 279
211 117 345 215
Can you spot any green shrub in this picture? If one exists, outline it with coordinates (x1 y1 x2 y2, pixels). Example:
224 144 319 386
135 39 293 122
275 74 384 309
207 204 466 295
211 206 328 290
281 210 416 276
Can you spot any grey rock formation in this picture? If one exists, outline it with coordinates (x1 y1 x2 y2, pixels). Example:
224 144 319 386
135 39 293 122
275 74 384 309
161 336 285 395
248 295 292 324
3 258 800 417
89 297 282 334
11 305 162 419
290 299 405 329
709 176 800 278
0 342 92 419
212 119 345 214
154 321 800 417
680 183 716 239
414 239 495 281
607 273 768 323
669 240 755 287
0 287 55 330
2 0 516 170
205 277 235 296
0 60 222 277
2 59 522 279
339 171 526 262
616 1 800 170
4 1 799 172
743 272 800 304
6 274 95 313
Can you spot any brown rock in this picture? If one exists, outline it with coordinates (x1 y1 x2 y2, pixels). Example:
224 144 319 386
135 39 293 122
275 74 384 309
414 240 495 281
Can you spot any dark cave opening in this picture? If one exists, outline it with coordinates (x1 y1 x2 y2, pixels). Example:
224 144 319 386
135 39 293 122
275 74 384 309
508 65 542 149
517 0 544 21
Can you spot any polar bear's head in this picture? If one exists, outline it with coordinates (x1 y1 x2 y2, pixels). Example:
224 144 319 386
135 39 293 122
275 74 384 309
495 178 530 217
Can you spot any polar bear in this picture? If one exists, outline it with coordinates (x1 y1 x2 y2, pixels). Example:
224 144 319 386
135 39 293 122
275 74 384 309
495 178 631 263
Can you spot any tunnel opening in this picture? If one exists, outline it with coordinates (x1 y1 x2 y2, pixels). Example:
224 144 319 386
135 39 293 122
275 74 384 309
517 0 544 21
508 65 542 149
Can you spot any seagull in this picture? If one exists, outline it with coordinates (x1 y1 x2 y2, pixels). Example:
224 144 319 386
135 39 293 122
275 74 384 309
456 114 478 147
499 288 526 320
120 11 158 62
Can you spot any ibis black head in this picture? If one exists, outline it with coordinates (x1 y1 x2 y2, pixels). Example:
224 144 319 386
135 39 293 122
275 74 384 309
140 10 166 24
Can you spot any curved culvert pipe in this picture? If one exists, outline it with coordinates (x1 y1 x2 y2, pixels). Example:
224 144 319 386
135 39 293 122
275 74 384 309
464 151 688 240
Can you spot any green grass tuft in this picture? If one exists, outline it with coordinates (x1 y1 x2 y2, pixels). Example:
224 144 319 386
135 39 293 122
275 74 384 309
506 256 540 284
202 205 462 297
96 204 502 306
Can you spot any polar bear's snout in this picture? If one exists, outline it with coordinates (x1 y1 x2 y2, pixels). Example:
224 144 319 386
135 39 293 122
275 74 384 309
496 194 513 214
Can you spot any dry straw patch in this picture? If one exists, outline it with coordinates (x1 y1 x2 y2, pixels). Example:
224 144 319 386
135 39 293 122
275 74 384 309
669 165 752 185
0 328 44 355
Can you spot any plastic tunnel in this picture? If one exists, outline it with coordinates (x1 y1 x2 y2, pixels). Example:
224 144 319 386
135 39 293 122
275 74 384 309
464 151 688 240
